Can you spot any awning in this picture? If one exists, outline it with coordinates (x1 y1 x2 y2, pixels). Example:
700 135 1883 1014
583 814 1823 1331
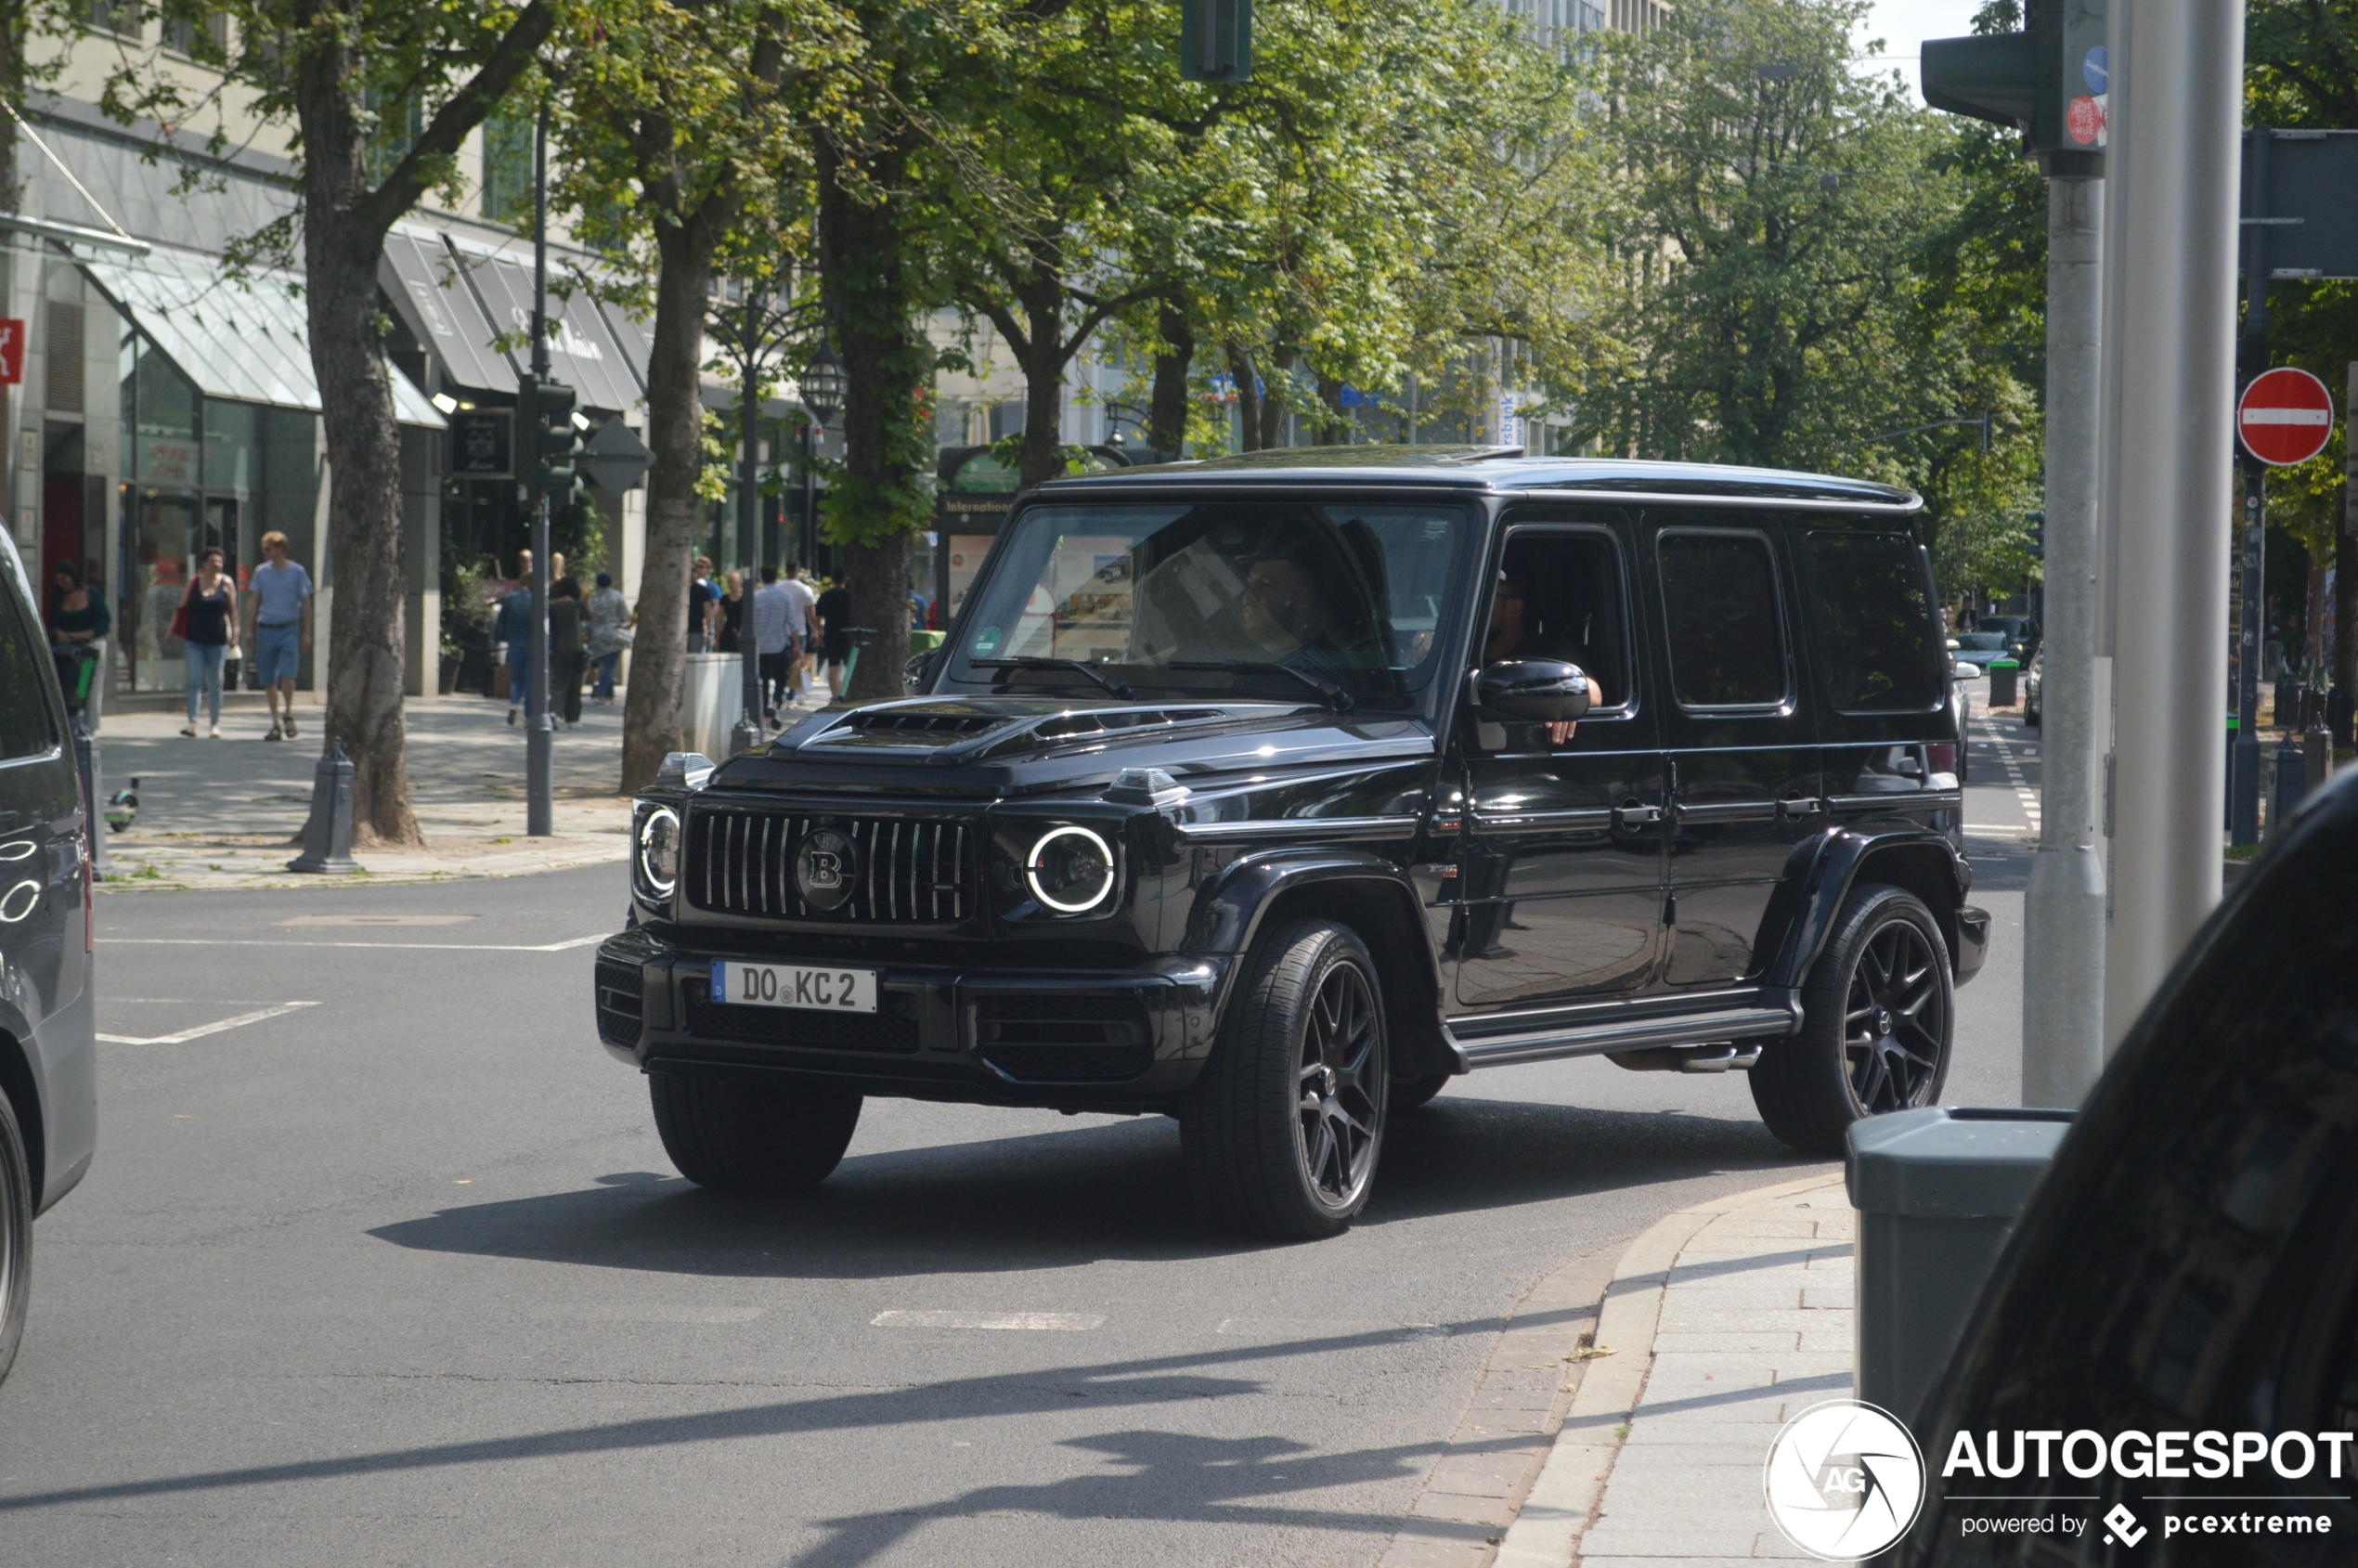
381 228 512 395
411 230 645 414
79 243 445 428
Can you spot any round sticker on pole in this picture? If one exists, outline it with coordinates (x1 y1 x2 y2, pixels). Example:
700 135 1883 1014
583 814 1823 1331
2237 367 2336 467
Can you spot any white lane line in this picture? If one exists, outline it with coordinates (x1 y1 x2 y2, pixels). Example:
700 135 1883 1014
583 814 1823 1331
102 934 606 952
872 1310 1107 1331
1977 717 2041 834
97 1001 320 1045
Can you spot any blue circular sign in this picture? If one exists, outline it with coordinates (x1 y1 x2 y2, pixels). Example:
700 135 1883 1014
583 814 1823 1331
2083 45 2108 94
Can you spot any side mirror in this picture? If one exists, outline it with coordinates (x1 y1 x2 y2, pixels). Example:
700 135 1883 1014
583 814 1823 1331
1474 659 1591 723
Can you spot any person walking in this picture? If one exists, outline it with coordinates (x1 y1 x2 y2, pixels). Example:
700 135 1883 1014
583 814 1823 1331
178 547 235 737
45 561 110 726
549 577 587 728
782 561 820 702
587 571 631 704
244 530 313 741
716 570 746 654
493 555 535 727
750 565 796 725
815 573 853 699
686 556 719 651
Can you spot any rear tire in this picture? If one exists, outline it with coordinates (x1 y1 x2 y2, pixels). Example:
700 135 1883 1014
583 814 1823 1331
649 1072 862 1194
1181 920 1388 1239
0 1090 32 1385
1750 885 1953 1158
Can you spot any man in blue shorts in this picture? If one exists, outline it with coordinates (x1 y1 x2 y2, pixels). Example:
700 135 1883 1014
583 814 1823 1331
242 530 313 741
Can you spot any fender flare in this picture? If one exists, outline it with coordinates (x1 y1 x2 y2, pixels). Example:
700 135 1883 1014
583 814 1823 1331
1183 845 1443 1032
1763 824 1971 991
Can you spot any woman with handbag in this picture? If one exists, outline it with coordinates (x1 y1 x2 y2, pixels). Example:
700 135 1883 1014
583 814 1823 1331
178 548 235 738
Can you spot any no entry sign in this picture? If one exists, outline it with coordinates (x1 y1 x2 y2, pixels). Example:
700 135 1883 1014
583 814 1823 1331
2237 367 2336 466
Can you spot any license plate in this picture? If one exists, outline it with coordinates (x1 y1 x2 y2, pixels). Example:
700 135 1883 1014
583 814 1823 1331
710 960 877 1013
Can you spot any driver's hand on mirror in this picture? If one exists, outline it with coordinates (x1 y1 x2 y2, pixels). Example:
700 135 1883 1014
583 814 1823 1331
1546 673 1602 747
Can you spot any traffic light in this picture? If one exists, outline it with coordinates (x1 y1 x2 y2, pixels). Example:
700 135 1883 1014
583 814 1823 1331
1921 0 2106 171
521 376 581 501
1180 0 1250 84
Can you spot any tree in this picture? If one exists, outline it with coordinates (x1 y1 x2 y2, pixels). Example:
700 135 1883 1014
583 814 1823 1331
88 0 561 843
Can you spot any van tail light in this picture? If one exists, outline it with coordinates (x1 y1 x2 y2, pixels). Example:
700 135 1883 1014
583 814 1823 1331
1926 742 1957 778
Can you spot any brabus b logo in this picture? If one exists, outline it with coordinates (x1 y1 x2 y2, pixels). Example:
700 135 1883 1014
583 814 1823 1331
1764 1399 1926 1560
796 828 857 911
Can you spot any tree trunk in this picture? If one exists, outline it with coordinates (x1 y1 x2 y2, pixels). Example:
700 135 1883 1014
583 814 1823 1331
1148 295 1194 456
620 219 722 791
1312 371 1345 446
1228 345 1261 452
1259 345 1296 450
1016 266 1069 490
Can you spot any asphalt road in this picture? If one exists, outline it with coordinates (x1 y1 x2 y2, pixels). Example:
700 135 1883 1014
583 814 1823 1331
0 715 2033 1567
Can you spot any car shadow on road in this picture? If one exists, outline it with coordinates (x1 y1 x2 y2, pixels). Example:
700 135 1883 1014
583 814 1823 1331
365 1097 1805 1278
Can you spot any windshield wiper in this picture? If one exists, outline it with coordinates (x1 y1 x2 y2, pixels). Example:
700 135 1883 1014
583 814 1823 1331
1168 659 1354 713
971 656 1136 701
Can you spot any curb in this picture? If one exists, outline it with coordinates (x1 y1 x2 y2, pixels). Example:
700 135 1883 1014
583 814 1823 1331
1492 1170 1846 1568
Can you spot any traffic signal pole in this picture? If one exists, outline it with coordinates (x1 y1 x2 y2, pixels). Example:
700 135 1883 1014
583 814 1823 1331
2021 172 2107 1108
527 97 553 838
2098 0 2243 1049
2230 134 2271 848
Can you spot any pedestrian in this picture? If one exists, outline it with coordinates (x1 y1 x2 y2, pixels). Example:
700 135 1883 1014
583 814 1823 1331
750 565 797 724
178 547 235 738
782 561 820 700
494 553 535 726
549 577 586 728
587 571 631 703
687 556 719 650
816 574 853 699
45 561 110 726
717 569 746 654
244 530 313 741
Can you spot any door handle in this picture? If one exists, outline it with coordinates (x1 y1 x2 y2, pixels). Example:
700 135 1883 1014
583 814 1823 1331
1613 801 1664 828
1777 797 1825 822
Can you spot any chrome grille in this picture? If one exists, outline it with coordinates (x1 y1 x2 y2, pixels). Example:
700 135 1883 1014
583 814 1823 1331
685 808 974 922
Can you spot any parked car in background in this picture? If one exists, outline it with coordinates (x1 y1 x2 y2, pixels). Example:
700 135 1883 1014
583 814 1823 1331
0 531 99 1385
1904 767 2358 1562
2021 646 2041 727
1974 614 2040 666
1950 630 2010 676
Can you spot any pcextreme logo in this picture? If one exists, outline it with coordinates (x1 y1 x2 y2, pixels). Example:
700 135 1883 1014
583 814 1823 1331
1764 1399 1927 1560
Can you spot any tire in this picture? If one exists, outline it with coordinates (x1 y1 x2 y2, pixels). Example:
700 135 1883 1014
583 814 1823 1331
649 1071 862 1194
0 1090 31 1386
1181 919 1389 1238
1389 1072 1452 1113
1750 885 1953 1158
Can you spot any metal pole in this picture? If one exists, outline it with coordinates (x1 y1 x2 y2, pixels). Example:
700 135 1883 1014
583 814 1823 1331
2098 0 2243 1049
802 421 818 571
2021 174 2106 1108
2231 131 2269 846
737 295 763 741
526 97 553 837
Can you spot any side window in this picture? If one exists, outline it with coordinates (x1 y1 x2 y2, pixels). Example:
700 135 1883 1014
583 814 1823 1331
1656 530 1789 710
1807 532 1942 712
0 578 58 761
1486 529 1632 711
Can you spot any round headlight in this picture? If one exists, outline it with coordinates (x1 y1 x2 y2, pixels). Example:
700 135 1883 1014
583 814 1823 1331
1025 825 1116 914
638 806 681 896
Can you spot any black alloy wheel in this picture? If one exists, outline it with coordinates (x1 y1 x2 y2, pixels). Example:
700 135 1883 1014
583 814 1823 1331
1750 884 1953 1157
0 1088 32 1384
1182 919 1389 1238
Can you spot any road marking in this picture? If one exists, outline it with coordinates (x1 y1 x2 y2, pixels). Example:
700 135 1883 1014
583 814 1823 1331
279 914 477 927
871 1310 1106 1331
1977 717 2042 835
98 1001 320 1045
102 934 605 952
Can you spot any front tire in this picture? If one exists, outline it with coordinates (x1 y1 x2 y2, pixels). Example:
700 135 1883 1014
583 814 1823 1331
1389 1072 1452 1113
1750 885 1953 1157
0 1089 32 1385
649 1072 862 1194
1182 920 1388 1238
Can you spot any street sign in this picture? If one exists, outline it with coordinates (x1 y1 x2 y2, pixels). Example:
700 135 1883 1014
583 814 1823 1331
2240 130 2358 280
578 416 654 494
0 319 22 384
2236 367 2335 467
449 409 512 477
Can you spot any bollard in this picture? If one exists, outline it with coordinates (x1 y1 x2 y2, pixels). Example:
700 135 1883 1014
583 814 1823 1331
2272 737 2307 834
1989 658 2018 708
2310 719 2335 795
71 715 110 880
729 709 765 756
287 740 359 874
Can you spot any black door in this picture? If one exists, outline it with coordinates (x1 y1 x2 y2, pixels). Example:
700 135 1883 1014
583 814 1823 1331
1645 516 1820 991
1799 527 1959 825
1448 516 1668 1011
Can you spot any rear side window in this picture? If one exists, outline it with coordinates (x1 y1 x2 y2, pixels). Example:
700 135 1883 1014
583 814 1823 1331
0 576 58 760
1656 530 1789 709
1807 533 1943 712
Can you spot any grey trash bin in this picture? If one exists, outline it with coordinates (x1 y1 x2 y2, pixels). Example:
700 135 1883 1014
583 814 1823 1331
1846 1106 2073 1426
1989 658 2019 707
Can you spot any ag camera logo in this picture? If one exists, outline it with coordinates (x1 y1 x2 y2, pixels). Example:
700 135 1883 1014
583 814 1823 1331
1764 1399 1926 1559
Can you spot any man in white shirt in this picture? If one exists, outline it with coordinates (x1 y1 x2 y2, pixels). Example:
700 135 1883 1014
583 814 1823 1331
781 562 822 703
749 566 797 725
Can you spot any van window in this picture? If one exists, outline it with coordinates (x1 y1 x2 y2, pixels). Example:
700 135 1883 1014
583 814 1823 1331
1490 530 1631 710
0 579 58 760
1807 533 1943 712
1657 531 1788 709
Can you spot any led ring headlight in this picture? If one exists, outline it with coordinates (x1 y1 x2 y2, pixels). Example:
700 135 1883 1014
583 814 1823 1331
1025 824 1116 914
638 806 681 896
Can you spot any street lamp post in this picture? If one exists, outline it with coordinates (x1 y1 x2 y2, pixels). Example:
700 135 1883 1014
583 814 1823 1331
525 94 553 837
799 341 846 573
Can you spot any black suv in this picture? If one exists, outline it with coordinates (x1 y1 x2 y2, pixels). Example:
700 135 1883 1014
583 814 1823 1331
0 533 98 1380
598 450 1987 1238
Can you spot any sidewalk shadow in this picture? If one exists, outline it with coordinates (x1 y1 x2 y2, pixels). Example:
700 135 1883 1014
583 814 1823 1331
366 1098 1803 1279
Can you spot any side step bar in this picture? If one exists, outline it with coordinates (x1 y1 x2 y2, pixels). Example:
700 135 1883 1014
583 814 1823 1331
1444 993 1803 1071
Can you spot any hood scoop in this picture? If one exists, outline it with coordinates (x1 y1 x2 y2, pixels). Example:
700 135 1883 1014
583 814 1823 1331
792 697 1263 763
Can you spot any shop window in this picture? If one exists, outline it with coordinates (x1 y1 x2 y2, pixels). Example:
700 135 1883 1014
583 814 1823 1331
162 8 228 56
87 0 139 37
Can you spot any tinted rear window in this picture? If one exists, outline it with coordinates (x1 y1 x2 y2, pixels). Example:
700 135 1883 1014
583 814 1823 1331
1807 533 1942 712
1657 531 1788 709
0 574 58 760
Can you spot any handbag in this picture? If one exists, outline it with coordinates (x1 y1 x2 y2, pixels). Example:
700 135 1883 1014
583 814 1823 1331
167 589 190 643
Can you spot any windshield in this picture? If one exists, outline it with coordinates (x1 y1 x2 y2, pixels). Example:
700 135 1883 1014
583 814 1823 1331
947 500 1471 706
1956 632 2008 651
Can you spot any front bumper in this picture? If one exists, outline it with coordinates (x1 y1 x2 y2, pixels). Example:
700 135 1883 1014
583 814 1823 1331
1953 903 1991 987
594 926 1230 1108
